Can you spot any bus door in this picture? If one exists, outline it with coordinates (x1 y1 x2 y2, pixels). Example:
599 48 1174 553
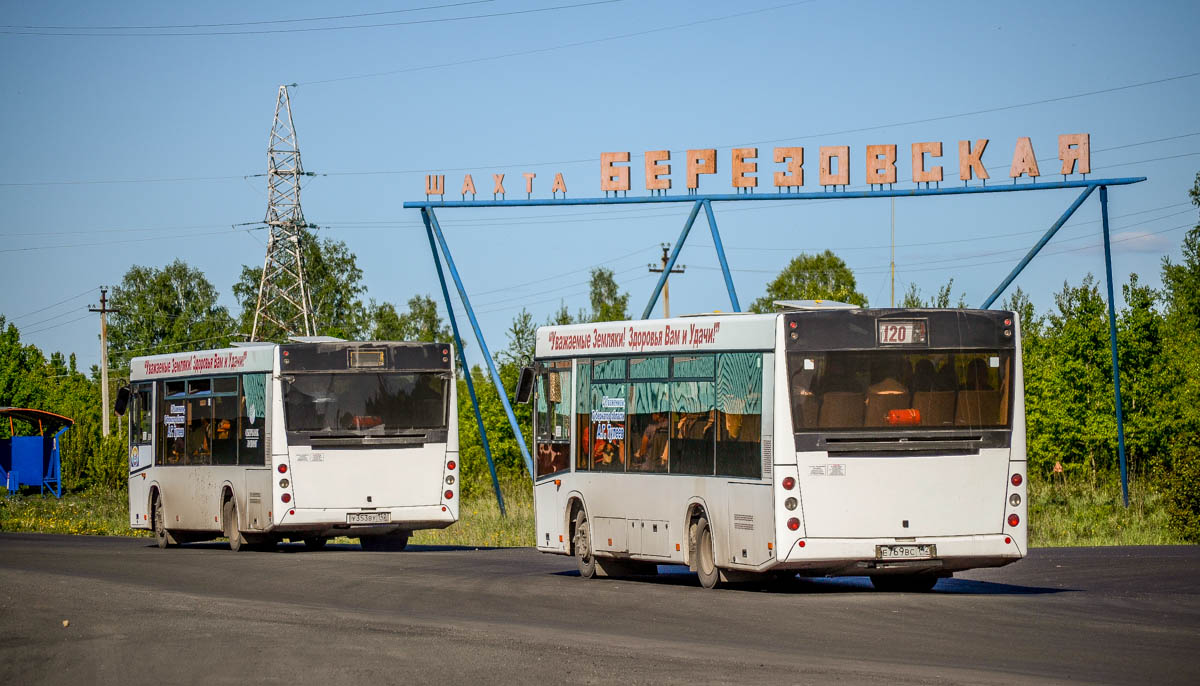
127 382 154 528
533 363 571 552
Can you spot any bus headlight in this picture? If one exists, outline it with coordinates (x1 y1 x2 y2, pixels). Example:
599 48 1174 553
784 497 798 511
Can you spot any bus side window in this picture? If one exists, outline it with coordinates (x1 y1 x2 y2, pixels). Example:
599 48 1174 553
160 380 187 465
239 374 267 466
131 383 153 446
212 377 238 466
186 393 213 466
716 352 762 478
669 379 714 476
534 365 571 479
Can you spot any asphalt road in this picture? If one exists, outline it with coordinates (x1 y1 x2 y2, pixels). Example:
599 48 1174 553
1 534 1197 685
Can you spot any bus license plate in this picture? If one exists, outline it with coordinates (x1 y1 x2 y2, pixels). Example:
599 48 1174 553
876 544 935 559
347 512 391 525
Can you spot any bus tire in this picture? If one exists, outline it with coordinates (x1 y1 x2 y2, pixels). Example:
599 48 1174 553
695 517 721 589
303 537 328 551
223 499 246 552
870 574 939 592
152 491 175 549
574 510 597 579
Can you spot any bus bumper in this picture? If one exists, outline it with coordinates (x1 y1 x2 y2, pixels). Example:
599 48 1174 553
776 534 1024 576
267 504 457 535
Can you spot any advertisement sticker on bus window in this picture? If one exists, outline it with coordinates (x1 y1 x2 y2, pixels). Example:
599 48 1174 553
990 356 1000 368
803 358 815 370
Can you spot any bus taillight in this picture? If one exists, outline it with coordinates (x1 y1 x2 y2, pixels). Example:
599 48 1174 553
281 493 291 504
787 518 800 531
1007 513 1020 527
1011 473 1022 487
444 490 454 500
782 477 795 490
278 464 287 474
447 460 456 470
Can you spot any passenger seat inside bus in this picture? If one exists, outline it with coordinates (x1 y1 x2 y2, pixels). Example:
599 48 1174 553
955 358 1002 425
910 359 956 426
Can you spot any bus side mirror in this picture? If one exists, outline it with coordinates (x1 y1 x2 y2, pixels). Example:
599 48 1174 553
114 386 131 416
515 366 535 404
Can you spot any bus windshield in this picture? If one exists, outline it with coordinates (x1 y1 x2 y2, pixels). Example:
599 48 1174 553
284 372 448 434
788 350 1012 431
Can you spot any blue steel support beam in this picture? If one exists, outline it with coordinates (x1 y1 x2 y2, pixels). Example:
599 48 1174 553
1099 187 1130 508
421 209 506 515
703 199 741 312
980 185 1097 309
642 200 702 319
425 208 535 477
403 178 1145 209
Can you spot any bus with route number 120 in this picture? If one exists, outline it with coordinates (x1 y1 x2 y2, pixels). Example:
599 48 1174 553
116 338 460 551
518 301 1026 590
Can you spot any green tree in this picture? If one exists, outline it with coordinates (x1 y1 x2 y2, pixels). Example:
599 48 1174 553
587 268 629 322
496 308 536 369
368 295 452 343
233 229 367 340
548 301 575 326
750 250 867 312
1038 275 1117 482
1162 171 1200 540
108 260 234 368
899 278 967 308
1116 273 1170 478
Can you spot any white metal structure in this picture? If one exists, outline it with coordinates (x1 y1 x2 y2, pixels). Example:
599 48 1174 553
526 304 1026 590
122 340 459 551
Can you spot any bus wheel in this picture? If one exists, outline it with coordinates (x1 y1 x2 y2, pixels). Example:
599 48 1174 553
223 499 246 552
574 510 597 579
695 517 720 589
152 491 175 549
870 574 939 592
303 537 328 551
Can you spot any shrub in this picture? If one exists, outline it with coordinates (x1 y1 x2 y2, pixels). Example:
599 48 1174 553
1166 443 1200 542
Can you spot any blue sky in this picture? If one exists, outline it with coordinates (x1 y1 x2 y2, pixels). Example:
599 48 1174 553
2 0 1198 372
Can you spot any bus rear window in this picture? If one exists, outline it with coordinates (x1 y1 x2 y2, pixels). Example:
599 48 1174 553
788 351 1012 430
284 372 448 434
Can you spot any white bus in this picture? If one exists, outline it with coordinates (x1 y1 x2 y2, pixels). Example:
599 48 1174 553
117 339 459 551
520 302 1026 590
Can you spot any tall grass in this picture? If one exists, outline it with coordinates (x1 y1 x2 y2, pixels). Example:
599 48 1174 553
1028 475 1185 547
0 486 149 537
3 475 1185 549
0 480 535 547
410 476 534 548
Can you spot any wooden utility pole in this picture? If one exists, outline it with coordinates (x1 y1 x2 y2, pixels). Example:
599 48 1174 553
89 288 118 436
648 243 686 318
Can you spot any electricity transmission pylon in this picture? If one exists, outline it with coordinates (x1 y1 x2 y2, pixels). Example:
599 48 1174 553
250 84 316 341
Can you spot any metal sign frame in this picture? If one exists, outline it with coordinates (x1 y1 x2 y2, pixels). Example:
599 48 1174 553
406 176 1146 510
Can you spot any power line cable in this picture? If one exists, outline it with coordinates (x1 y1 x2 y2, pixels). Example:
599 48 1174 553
2 0 624 37
1 1 494 30
6 286 98 322
297 1 814 86
21 313 92 336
